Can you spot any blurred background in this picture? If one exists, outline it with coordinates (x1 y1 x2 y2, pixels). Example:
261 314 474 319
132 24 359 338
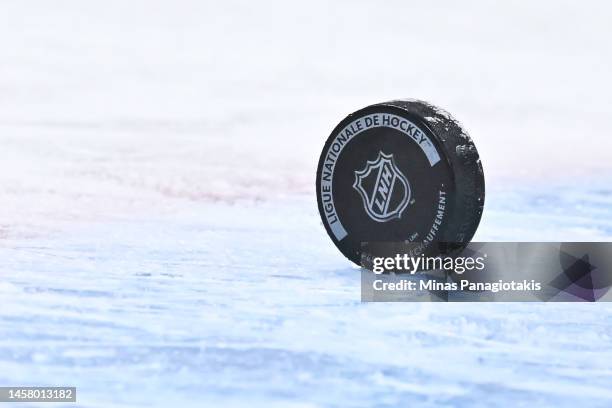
1 1 611 407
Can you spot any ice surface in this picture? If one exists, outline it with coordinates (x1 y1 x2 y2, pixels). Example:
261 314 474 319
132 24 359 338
1 1 612 407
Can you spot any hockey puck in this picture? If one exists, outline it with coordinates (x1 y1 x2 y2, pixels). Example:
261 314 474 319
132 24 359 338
316 100 485 266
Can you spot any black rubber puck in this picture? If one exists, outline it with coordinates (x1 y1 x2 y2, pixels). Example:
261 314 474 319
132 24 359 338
316 100 485 266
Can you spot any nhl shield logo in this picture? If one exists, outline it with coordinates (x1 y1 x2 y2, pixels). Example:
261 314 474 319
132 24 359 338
353 151 411 222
